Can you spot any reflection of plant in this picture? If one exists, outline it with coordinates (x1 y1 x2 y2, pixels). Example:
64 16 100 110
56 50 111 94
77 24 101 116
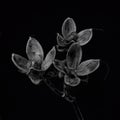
11 17 100 120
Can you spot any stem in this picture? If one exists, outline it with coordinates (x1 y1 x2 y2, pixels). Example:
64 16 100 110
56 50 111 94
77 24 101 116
43 79 84 120
63 84 76 102
71 100 84 120
63 84 84 120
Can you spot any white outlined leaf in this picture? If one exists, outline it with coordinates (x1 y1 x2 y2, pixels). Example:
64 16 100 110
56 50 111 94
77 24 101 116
56 33 66 47
77 29 93 46
28 69 43 85
64 74 81 87
76 59 100 76
66 42 82 69
26 37 44 62
41 46 56 71
62 17 76 39
11 53 30 73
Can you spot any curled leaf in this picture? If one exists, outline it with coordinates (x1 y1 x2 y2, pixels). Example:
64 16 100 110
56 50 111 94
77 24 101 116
26 37 44 62
41 46 56 71
77 29 93 46
76 59 100 76
11 53 30 73
62 17 76 39
65 32 77 42
66 42 82 69
64 74 81 87
56 33 66 47
56 40 75 53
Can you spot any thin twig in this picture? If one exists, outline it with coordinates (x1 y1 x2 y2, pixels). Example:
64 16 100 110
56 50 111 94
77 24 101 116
63 84 84 120
71 100 84 120
43 79 84 120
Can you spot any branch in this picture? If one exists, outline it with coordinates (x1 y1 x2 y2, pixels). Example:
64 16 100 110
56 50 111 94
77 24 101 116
43 79 84 120
71 100 84 120
63 84 84 120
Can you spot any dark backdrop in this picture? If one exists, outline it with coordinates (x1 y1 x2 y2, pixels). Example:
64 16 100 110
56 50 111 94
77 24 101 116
0 6 117 120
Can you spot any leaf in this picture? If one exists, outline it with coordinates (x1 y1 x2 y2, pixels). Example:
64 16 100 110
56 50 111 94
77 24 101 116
62 17 76 39
77 29 93 46
53 59 66 74
65 32 77 42
76 59 100 76
56 33 66 47
66 42 82 69
56 40 75 53
64 74 81 87
11 53 30 73
28 69 43 85
41 46 56 71
26 37 44 62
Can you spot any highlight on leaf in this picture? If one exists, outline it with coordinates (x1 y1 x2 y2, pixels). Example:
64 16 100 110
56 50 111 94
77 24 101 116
66 42 82 69
41 46 56 71
77 29 93 46
11 53 30 73
62 17 76 39
26 36 44 62
76 59 100 76
64 74 81 87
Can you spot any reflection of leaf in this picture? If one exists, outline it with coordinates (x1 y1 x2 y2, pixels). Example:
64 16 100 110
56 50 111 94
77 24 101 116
62 17 76 39
66 42 82 69
41 46 56 71
76 59 100 76
26 37 44 62
64 74 81 87
11 53 30 73
77 29 93 46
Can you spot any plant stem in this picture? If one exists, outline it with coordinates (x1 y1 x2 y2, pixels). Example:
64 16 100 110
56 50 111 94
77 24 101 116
71 100 84 120
43 79 84 120
63 84 84 120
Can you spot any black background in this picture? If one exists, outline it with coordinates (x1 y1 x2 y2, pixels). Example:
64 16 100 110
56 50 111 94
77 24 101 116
0 4 118 120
